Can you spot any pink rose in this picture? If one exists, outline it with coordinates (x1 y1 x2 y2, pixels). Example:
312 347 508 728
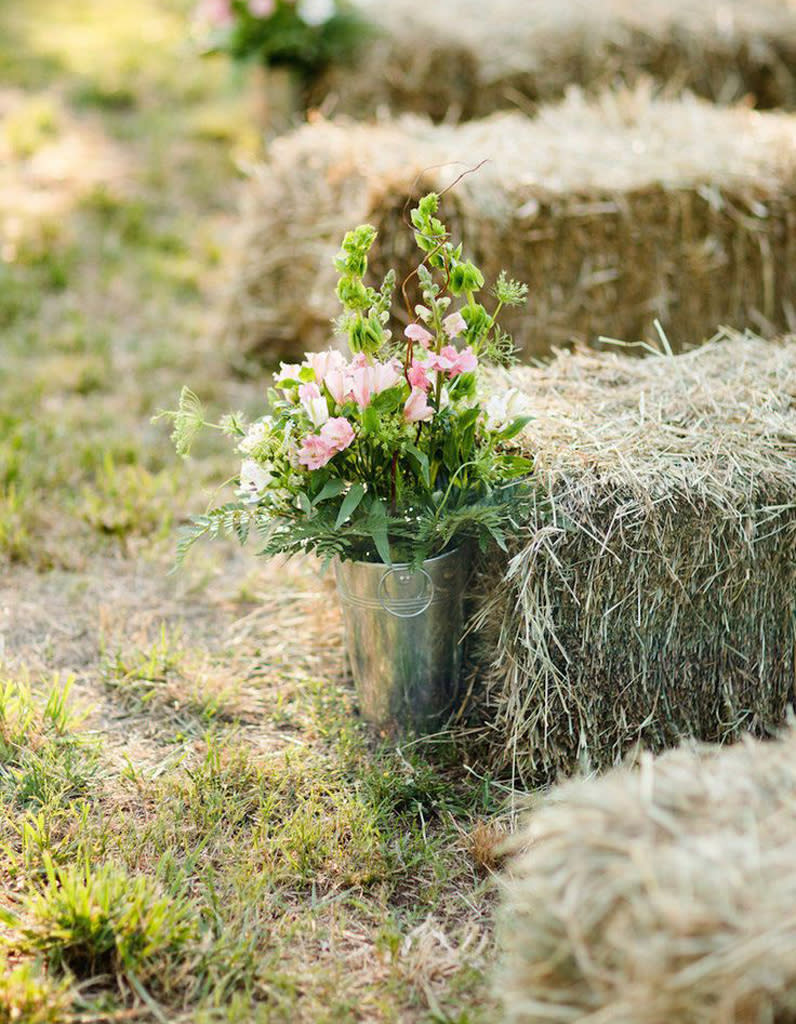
297 417 355 470
443 311 467 339
404 388 434 423
407 360 432 392
321 416 355 451
298 434 332 470
405 323 434 348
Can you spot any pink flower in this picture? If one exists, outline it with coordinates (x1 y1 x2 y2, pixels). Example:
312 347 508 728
306 349 346 382
297 435 332 471
324 368 349 405
349 365 372 408
404 388 434 423
321 416 355 451
247 0 275 14
405 323 434 348
349 360 401 408
196 0 234 26
426 346 458 373
426 346 478 377
407 360 432 392
443 311 467 338
298 417 355 470
449 346 478 377
372 360 402 393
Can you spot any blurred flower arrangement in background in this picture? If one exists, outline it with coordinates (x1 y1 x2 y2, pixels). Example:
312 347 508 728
160 194 533 566
193 0 366 75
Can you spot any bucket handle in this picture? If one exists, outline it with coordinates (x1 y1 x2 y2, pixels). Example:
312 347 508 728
378 566 434 618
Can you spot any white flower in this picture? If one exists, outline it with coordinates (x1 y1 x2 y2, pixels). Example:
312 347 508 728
297 0 335 25
273 362 302 389
238 417 272 455
238 458 274 503
298 383 329 428
484 387 532 431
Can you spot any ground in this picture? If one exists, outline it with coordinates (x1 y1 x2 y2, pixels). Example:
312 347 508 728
0 3 509 1020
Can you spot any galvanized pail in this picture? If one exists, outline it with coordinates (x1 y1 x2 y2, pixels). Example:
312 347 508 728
334 547 469 733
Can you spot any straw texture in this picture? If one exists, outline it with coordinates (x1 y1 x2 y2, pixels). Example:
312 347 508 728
497 726 796 1024
226 88 796 362
312 0 796 118
467 330 796 784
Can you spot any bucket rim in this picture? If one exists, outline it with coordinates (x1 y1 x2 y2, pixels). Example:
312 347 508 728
334 545 465 573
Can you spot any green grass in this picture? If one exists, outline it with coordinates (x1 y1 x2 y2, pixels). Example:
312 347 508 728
0 2 508 1020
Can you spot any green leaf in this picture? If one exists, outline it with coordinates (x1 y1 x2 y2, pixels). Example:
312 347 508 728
457 406 480 430
496 416 533 441
362 404 380 434
497 455 534 477
297 492 312 515
367 499 391 564
443 430 459 471
370 385 406 415
313 478 346 504
404 442 430 488
335 483 366 528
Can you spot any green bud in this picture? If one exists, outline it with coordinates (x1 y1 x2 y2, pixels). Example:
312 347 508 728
449 260 485 296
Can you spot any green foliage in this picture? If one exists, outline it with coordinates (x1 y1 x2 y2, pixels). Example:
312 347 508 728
199 1 369 77
5 857 199 991
0 956 72 1024
154 386 207 458
0 677 99 809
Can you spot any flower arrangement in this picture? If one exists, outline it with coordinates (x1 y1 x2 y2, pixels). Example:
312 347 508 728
193 0 365 75
162 193 533 567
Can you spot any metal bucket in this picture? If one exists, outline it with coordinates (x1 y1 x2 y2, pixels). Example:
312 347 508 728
334 547 469 734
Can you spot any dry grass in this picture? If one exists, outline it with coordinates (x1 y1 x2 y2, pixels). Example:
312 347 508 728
497 725 796 1024
226 86 796 362
465 329 796 784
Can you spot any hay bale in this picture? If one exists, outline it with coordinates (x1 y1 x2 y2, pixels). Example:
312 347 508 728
226 89 796 362
312 0 796 118
497 727 796 1024
467 330 796 784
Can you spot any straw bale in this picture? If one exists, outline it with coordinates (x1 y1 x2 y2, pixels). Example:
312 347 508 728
497 727 796 1024
467 330 796 784
226 89 796 362
312 0 796 118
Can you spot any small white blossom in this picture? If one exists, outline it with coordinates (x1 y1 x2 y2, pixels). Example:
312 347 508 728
238 417 272 455
297 0 334 25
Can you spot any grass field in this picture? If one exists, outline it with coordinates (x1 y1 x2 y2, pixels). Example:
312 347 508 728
0 3 508 1020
